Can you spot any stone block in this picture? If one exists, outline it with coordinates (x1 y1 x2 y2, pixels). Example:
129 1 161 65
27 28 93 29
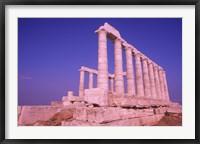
72 101 86 107
62 96 68 101
154 107 167 114
84 88 108 106
167 107 182 114
68 95 82 102
18 106 62 126
51 101 63 107
102 118 141 126
140 114 164 126
63 101 72 106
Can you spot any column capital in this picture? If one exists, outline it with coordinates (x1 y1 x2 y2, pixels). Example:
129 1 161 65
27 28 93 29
79 69 85 72
158 66 163 71
133 50 141 57
153 64 159 70
89 71 93 74
147 59 153 64
123 42 134 50
114 38 124 43
141 55 148 61
95 26 108 34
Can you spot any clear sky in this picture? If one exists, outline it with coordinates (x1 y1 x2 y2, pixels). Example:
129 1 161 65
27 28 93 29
18 18 182 105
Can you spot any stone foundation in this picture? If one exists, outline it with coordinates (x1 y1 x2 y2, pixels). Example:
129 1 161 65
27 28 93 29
18 99 182 126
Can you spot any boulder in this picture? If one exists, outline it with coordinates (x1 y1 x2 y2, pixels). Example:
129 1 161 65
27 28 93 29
18 106 62 126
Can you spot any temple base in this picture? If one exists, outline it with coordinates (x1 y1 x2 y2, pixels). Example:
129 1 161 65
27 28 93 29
84 88 109 107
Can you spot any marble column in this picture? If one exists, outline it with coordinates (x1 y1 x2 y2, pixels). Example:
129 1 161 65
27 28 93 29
163 71 170 101
158 67 165 100
114 38 124 94
125 46 135 96
142 57 151 98
96 28 108 89
79 70 85 98
110 77 114 92
153 65 161 99
89 72 93 89
134 52 144 97
148 61 157 99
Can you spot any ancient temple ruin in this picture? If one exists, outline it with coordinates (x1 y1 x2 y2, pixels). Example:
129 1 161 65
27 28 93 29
18 23 182 126
64 22 170 107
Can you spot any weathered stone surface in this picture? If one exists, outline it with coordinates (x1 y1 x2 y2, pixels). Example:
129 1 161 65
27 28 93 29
154 107 167 114
51 101 63 107
73 107 155 124
72 101 85 107
102 118 141 126
103 114 164 126
18 106 22 118
167 103 182 114
84 88 108 106
61 120 100 126
140 114 165 126
62 96 68 101
68 95 82 102
63 101 72 106
112 97 170 108
18 106 63 126
33 108 75 126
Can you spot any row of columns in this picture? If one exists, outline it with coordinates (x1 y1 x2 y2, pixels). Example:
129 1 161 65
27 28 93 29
96 27 170 101
79 68 115 98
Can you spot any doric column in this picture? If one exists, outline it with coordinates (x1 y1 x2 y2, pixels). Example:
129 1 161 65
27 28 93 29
158 67 165 100
79 70 85 98
89 72 93 89
141 56 151 98
125 45 135 96
110 77 114 92
148 60 157 99
134 52 144 97
153 65 162 99
163 71 170 101
114 38 124 94
96 28 108 89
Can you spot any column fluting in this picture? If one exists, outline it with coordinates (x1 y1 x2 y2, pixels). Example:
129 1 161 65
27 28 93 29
96 28 108 90
134 52 144 97
125 45 135 96
142 57 151 98
114 38 124 94
148 61 157 99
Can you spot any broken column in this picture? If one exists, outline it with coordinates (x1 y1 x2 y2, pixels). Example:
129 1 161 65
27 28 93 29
89 72 93 89
79 69 85 98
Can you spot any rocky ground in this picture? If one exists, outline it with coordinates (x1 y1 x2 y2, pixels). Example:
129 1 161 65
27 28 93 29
18 100 182 126
32 110 182 126
154 112 182 126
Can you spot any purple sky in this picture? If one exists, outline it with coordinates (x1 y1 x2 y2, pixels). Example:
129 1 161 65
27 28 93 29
18 18 182 105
